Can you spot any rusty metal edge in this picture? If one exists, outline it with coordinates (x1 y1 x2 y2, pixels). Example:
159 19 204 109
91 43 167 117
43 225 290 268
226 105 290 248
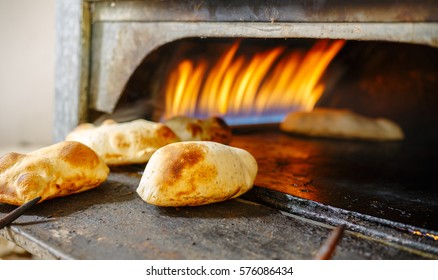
90 0 438 23
242 186 438 258
0 226 75 260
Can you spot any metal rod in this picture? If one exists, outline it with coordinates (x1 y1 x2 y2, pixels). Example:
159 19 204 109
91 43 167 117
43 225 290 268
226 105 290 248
0 196 42 229
315 224 346 260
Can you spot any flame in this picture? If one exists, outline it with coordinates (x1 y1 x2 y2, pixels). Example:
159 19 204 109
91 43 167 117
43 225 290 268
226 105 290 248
164 39 345 124
411 230 438 241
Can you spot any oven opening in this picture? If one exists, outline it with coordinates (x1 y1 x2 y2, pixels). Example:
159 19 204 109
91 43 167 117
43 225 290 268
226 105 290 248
91 38 438 235
161 39 345 126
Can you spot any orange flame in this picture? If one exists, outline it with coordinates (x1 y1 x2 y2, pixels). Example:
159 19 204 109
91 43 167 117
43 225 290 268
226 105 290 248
164 39 345 124
411 230 438 241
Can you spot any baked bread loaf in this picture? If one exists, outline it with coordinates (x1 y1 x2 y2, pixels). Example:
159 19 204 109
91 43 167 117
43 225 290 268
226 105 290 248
0 141 109 206
137 141 258 207
280 108 404 141
66 119 180 165
164 116 232 144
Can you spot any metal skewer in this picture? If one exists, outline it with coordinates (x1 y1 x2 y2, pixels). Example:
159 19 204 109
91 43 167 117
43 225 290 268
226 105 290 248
315 224 346 260
0 196 42 229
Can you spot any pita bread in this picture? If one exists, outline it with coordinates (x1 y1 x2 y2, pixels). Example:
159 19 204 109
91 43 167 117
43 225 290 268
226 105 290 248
0 141 109 206
280 108 404 141
66 119 180 165
137 141 258 207
164 116 232 144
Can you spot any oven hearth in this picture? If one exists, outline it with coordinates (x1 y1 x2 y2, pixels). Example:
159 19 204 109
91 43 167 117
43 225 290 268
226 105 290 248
4 0 436 259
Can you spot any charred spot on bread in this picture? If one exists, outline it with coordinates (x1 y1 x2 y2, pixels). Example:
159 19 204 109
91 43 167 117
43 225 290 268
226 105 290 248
164 143 207 186
211 116 228 128
186 122 203 138
156 125 179 141
59 141 100 168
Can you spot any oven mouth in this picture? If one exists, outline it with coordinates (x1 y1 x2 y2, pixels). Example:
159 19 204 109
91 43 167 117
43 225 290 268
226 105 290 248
90 37 438 233
159 38 345 126
97 37 438 141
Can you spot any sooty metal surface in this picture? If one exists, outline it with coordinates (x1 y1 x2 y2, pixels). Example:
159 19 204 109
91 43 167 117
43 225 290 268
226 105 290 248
0 171 435 259
231 129 438 232
1 131 437 259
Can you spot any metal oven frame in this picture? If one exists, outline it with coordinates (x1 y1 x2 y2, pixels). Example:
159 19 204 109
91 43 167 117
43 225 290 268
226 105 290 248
54 0 438 141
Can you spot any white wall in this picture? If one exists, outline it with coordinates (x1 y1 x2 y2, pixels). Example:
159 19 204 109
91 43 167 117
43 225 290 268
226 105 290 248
0 0 56 146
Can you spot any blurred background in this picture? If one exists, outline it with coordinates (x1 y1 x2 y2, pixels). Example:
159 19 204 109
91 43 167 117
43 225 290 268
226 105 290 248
0 0 55 259
0 0 56 148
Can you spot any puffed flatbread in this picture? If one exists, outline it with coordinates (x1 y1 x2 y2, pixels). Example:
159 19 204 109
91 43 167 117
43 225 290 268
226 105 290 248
280 108 404 141
66 119 180 165
137 141 258 207
164 116 232 144
0 141 109 206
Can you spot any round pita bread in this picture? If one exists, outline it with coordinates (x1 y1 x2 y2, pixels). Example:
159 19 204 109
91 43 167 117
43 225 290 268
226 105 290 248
137 141 258 207
0 141 109 205
66 119 180 165
280 108 404 141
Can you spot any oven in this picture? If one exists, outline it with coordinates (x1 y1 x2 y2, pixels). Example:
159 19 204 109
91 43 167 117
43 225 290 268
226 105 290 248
5 0 437 259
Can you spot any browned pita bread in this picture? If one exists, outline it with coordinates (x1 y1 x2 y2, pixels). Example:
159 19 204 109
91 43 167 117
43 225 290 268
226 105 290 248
164 116 232 144
0 141 109 206
137 141 258 207
280 108 404 141
66 119 180 165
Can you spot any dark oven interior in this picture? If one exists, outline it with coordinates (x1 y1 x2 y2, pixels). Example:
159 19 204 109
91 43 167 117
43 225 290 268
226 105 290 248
87 37 438 235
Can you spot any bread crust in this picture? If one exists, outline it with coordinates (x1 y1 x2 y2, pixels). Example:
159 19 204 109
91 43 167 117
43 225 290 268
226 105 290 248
0 141 109 205
280 108 404 141
66 119 180 165
137 141 258 207
164 116 232 144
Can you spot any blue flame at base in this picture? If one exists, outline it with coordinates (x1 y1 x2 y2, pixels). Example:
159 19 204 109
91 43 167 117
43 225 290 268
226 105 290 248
222 114 286 126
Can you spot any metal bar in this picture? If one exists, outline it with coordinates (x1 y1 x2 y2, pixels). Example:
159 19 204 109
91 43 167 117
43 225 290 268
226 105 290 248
91 0 438 23
315 224 346 260
0 197 42 229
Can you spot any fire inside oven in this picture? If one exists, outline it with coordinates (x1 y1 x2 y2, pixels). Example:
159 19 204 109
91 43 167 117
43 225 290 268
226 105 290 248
91 38 438 235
